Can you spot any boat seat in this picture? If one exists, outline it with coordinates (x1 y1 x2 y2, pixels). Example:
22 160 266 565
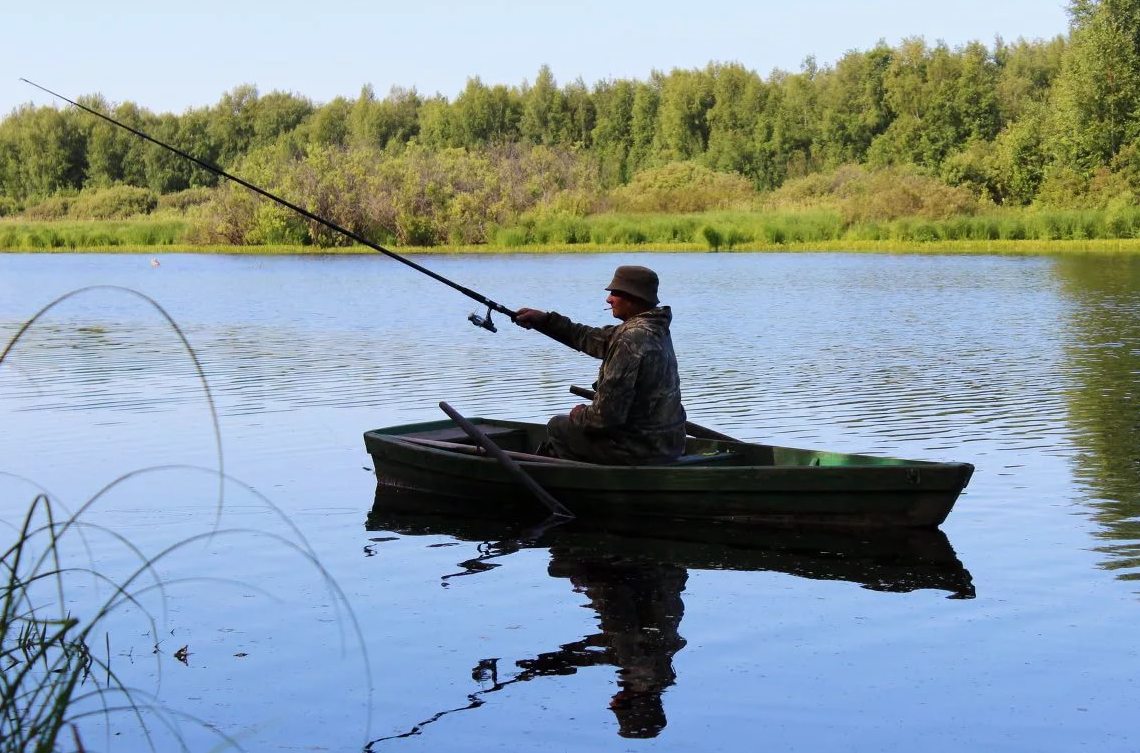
405 424 527 446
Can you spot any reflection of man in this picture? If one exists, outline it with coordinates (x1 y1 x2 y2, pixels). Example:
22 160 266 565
516 550 688 738
515 265 687 464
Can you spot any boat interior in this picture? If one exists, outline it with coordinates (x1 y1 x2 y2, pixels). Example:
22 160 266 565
378 418 931 469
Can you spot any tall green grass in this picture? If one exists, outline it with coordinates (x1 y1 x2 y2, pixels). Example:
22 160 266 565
5 206 1140 253
1 494 171 753
2 495 86 753
0 219 190 250
494 210 843 249
491 206 1140 250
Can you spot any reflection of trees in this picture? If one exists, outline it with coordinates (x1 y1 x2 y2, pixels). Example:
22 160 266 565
1055 255 1140 581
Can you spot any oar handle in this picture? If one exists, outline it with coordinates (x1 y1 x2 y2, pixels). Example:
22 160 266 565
439 402 574 519
568 385 741 443
568 385 595 401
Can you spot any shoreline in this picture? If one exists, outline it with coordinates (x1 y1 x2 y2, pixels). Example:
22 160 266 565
4 239 1140 255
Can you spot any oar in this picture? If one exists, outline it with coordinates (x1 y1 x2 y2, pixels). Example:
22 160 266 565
568 385 741 443
438 402 574 519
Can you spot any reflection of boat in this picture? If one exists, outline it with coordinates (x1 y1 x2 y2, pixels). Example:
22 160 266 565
364 495 974 746
364 418 974 528
366 491 976 598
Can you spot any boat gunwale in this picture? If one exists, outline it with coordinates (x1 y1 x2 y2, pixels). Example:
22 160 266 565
362 418 974 474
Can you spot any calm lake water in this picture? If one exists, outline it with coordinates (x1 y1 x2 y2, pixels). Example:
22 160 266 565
1 251 1138 752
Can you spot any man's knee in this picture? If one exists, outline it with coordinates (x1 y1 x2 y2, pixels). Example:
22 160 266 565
546 414 593 461
532 415 571 458
547 414 572 439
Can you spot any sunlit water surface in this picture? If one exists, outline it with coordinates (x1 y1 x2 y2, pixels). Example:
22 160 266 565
1 251 1138 752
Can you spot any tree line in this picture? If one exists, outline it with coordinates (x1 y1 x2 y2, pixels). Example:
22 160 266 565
2 1 1139 243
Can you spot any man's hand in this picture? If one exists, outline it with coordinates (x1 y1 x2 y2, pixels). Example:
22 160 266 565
514 308 547 329
570 403 587 421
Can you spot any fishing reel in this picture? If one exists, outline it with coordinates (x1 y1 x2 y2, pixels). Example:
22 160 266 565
468 307 497 333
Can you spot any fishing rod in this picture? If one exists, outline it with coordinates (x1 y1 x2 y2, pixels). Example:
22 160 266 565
20 78 514 333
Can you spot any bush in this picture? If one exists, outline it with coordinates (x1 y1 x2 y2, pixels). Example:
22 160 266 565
1035 167 1093 210
766 164 982 223
157 186 216 213
397 211 436 246
611 161 756 213
189 142 601 247
1103 194 1140 238
22 196 73 220
247 204 309 245
494 226 531 247
69 185 158 220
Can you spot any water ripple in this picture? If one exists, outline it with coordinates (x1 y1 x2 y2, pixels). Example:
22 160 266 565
2 251 1138 583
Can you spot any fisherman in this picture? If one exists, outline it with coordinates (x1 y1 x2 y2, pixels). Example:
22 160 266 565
515 265 687 464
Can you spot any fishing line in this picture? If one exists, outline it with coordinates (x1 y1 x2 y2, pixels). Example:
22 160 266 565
20 79 515 333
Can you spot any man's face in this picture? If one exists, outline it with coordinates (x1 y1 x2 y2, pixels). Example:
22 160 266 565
606 291 638 321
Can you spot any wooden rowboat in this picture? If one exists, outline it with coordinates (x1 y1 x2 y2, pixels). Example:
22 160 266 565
363 416 974 528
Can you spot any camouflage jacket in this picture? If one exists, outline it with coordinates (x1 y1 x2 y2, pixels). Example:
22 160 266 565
536 306 687 462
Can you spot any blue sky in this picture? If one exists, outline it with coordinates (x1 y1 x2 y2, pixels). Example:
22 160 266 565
5 0 1071 116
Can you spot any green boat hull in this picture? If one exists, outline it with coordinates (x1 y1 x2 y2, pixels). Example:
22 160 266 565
363 417 974 528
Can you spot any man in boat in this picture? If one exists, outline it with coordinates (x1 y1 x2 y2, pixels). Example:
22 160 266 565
515 265 687 464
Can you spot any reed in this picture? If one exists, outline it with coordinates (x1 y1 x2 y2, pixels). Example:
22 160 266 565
0 219 190 250
2 495 83 753
2 493 172 753
496 209 856 249
6 206 1140 255
1 287 371 751
1 483 364 752
497 207 1140 250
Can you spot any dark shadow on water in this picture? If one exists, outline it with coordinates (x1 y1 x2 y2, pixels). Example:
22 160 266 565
363 489 974 745
521 548 686 738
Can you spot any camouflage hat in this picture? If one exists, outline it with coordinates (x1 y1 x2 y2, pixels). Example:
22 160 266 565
605 265 659 306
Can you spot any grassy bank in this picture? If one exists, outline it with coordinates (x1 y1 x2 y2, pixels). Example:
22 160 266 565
0 217 190 250
6 208 1140 255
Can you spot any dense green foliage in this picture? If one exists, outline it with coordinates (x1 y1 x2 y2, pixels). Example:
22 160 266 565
3 1 1140 247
